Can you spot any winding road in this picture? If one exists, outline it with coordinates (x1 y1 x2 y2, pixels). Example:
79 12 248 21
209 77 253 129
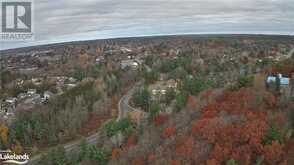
28 81 141 165
117 81 142 122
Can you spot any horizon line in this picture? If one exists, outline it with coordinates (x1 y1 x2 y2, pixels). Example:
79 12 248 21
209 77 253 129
1 31 294 52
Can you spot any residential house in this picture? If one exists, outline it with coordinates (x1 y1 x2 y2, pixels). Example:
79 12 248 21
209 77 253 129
266 74 291 99
43 91 54 100
291 73 294 99
15 79 24 86
32 78 43 86
166 79 178 88
149 79 178 100
16 89 43 105
17 93 27 99
27 89 37 95
120 47 132 53
5 97 17 109
23 94 42 104
65 78 78 89
0 98 17 117
120 59 141 69
95 56 105 64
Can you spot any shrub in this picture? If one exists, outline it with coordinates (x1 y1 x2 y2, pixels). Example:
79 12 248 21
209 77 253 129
226 159 238 165
149 103 161 121
73 67 87 81
174 91 188 112
153 114 168 126
111 148 120 159
165 88 176 104
104 118 133 137
237 75 254 88
263 124 283 145
162 126 176 138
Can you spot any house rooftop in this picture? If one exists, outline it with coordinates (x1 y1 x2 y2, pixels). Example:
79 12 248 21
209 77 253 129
280 77 290 85
266 75 290 85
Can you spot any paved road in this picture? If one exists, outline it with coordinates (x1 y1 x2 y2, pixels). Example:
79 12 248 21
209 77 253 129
28 82 141 165
117 81 142 122
288 48 294 58
29 128 106 165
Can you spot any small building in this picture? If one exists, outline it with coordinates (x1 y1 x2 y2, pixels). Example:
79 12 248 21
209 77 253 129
32 78 43 86
120 47 132 53
15 79 24 86
266 74 291 99
67 77 77 84
43 91 54 100
149 79 178 100
291 73 294 99
95 56 105 64
5 97 17 105
24 94 42 104
152 89 166 96
17 93 27 99
27 89 37 95
266 74 290 85
166 79 178 89
66 83 77 89
120 60 141 69
3 98 17 113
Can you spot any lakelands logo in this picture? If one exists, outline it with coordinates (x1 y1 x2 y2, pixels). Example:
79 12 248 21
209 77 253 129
0 150 30 164
0 0 34 41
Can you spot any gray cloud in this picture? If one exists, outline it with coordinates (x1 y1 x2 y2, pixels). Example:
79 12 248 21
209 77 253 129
1 0 294 50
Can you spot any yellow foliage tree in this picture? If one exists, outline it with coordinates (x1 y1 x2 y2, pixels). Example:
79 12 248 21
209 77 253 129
12 140 23 154
0 124 8 146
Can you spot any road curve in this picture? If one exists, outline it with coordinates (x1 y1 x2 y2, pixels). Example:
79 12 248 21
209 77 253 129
117 81 142 122
28 81 141 165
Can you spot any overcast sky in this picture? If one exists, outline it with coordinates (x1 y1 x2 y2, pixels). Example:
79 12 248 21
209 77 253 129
1 0 294 50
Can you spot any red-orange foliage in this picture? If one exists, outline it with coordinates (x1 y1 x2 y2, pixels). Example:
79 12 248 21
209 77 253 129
191 119 208 134
170 160 183 165
271 66 278 75
262 141 286 165
131 157 145 165
154 114 168 126
147 152 156 163
121 87 289 165
190 88 280 164
111 148 120 159
187 95 197 108
211 143 231 162
123 135 137 149
162 126 176 139
271 64 294 77
201 89 213 101
206 159 220 165
193 115 268 163
176 136 195 156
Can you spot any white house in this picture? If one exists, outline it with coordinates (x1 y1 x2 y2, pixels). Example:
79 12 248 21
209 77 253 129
120 59 141 69
27 89 37 95
44 91 54 100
